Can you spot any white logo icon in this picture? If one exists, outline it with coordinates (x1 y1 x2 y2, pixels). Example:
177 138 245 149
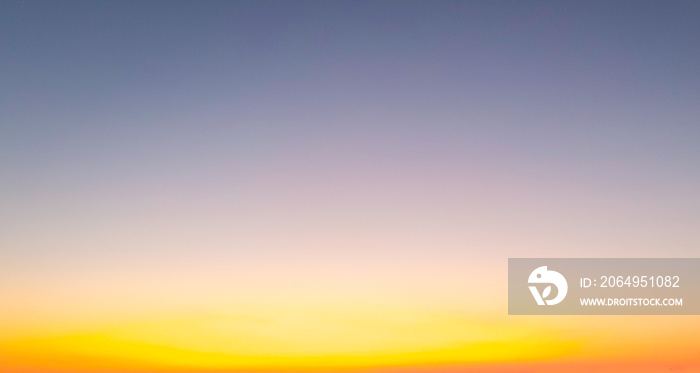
528 266 568 305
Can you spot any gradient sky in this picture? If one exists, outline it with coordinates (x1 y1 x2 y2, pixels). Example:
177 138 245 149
1 1 700 372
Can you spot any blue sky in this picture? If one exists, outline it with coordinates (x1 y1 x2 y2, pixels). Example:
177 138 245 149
2 0 700 269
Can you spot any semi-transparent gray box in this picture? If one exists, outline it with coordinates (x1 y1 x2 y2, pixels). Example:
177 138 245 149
508 258 700 315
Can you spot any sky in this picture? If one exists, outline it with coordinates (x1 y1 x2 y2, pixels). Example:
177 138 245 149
1 1 700 372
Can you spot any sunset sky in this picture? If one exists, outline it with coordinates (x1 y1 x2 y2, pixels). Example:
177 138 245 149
1 1 699 372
